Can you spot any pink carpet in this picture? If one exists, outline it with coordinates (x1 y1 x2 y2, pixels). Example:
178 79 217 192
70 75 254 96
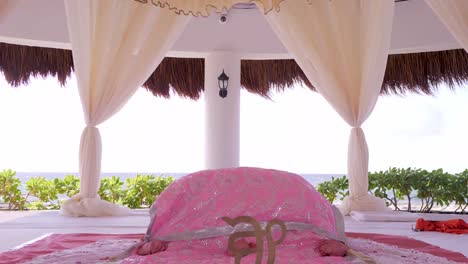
0 232 466 264
346 232 468 263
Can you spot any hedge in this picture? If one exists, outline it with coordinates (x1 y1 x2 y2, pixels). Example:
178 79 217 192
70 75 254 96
317 168 467 213
0 169 174 210
2 168 466 213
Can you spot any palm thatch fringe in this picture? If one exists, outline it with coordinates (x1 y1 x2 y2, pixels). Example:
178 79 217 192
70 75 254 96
0 42 205 100
0 42 73 86
241 59 314 98
383 49 468 95
242 49 468 96
1 42 467 99
143 57 204 100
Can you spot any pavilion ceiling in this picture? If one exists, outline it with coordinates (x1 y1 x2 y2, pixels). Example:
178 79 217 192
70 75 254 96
0 42 467 100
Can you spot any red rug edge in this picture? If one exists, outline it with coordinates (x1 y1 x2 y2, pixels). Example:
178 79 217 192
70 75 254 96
1 232 466 263
346 232 468 263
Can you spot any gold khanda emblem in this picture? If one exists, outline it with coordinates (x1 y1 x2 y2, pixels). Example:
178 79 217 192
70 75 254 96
222 216 287 264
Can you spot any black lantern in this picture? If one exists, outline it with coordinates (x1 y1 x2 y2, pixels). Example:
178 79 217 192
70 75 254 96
218 70 229 98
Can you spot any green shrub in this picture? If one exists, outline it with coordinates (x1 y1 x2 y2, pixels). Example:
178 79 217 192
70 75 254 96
415 169 454 212
0 170 175 211
25 176 60 209
316 176 348 203
368 168 422 211
368 170 395 207
122 174 175 208
98 176 124 203
452 170 468 213
26 174 80 209
0 167 465 213
390 168 422 211
0 169 26 210
54 174 80 198
317 167 467 213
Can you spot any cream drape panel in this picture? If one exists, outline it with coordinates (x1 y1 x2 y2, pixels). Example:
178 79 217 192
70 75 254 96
266 0 394 215
426 0 468 51
132 0 283 17
60 0 190 216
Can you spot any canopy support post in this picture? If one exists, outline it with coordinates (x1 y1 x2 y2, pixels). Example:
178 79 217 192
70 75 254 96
204 52 241 169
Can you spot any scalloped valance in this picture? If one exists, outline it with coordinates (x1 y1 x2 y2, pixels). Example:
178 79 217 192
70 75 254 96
133 0 292 16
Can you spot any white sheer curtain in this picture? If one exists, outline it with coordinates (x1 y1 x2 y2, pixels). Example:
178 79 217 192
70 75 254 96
426 0 468 51
60 0 190 216
265 0 394 215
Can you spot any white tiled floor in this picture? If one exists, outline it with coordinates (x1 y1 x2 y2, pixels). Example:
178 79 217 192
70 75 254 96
0 210 149 251
0 210 466 257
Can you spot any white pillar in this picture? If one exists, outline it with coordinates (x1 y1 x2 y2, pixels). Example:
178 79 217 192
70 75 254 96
204 52 241 169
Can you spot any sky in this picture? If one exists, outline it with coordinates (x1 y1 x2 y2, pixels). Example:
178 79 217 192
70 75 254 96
0 74 467 174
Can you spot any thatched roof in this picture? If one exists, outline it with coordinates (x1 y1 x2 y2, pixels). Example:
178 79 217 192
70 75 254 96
242 49 468 96
1 42 467 99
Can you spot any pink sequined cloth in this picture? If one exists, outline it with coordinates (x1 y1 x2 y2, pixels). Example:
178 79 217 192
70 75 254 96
123 167 347 263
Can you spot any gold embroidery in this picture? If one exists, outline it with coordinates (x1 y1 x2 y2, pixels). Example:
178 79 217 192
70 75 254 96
265 219 287 264
130 0 290 17
222 216 287 264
